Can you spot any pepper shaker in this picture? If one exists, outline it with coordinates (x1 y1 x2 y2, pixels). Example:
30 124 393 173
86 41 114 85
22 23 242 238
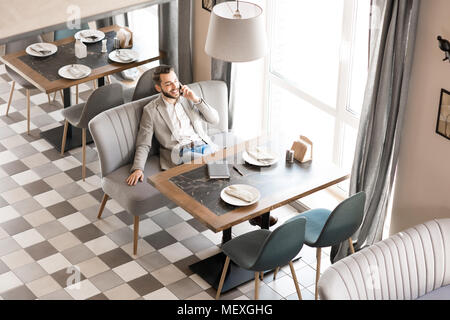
101 39 107 53
113 37 120 50
286 150 294 163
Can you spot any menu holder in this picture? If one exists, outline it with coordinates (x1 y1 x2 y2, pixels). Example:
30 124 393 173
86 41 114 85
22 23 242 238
117 27 133 49
291 135 313 163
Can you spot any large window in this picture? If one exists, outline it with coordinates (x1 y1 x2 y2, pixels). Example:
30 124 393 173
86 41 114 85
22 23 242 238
127 5 160 69
266 0 370 173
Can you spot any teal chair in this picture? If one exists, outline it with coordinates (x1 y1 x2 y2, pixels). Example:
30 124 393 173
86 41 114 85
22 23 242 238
291 192 366 300
216 215 307 300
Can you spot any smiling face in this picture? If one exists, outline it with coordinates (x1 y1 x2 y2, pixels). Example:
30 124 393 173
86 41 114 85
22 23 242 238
155 70 180 100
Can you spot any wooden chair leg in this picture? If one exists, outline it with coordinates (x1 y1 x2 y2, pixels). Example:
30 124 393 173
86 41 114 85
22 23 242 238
215 256 230 300
254 272 260 300
273 266 280 280
76 85 79 105
97 194 109 219
82 128 86 181
260 272 264 281
47 94 51 104
6 81 15 116
315 248 321 300
61 120 69 155
53 91 57 101
289 261 303 300
93 80 97 89
133 216 139 255
348 238 355 254
59 90 64 101
26 89 30 134
106 75 112 84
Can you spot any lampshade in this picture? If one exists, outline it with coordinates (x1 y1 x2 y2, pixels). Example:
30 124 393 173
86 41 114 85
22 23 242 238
205 1 267 62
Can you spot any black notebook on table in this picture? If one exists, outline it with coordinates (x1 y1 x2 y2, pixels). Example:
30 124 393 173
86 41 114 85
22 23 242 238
207 162 230 179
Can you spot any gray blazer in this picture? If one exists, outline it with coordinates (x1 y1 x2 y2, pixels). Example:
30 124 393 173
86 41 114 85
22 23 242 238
131 94 220 171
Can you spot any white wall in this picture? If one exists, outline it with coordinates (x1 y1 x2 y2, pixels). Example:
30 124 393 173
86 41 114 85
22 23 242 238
390 0 450 234
193 0 211 82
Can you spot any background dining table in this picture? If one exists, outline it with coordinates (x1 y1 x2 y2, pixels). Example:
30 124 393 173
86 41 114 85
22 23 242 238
0 25 164 152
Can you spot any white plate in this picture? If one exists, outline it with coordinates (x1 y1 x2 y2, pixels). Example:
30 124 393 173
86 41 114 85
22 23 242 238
58 64 91 80
108 49 139 63
25 43 57 57
74 29 105 43
220 184 260 207
242 150 278 167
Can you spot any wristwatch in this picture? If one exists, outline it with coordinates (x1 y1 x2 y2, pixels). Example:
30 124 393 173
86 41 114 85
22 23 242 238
194 97 203 105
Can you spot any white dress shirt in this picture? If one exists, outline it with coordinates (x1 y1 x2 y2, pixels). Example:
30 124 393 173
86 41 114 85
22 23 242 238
162 96 202 146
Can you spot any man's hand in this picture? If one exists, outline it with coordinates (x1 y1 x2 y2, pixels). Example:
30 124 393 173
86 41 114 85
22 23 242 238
126 169 144 186
180 85 201 104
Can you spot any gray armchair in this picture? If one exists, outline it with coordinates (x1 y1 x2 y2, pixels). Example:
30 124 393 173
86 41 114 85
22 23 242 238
123 67 158 103
88 80 239 255
61 83 124 181
5 35 43 134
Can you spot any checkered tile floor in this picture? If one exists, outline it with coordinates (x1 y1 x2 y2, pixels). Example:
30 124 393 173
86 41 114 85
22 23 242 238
0 62 333 300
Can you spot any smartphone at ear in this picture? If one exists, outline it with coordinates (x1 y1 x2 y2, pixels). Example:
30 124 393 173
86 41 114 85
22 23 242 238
179 82 184 96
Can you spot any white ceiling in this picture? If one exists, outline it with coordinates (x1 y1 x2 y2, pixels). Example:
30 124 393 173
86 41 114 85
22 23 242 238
0 0 172 44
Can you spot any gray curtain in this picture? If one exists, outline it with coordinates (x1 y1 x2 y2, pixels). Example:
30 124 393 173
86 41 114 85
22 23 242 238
210 0 233 130
159 0 193 84
331 0 421 263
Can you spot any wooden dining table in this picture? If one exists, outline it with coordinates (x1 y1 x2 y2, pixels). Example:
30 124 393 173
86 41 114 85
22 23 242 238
0 25 163 152
148 136 350 293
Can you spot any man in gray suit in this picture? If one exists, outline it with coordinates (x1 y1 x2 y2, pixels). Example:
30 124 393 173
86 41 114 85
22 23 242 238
126 65 219 186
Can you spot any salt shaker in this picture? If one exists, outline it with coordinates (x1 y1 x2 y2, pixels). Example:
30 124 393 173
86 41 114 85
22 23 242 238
74 39 87 59
101 39 107 53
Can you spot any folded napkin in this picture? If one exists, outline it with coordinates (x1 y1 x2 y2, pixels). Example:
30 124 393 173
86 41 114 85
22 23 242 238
225 185 258 203
33 43 46 51
31 43 49 55
67 65 84 78
246 147 275 165
116 50 132 61
81 30 97 38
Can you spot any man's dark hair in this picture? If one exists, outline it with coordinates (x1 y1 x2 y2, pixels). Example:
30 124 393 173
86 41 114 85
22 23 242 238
153 65 175 85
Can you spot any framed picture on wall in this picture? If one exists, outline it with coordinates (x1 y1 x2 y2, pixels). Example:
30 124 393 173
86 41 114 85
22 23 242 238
202 0 216 12
436 88 450 140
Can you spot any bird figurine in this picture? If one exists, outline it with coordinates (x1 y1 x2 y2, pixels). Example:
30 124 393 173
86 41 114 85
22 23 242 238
438 35 450 62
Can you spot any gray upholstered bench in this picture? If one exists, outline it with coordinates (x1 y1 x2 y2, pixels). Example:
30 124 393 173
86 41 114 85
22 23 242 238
89 80 240 255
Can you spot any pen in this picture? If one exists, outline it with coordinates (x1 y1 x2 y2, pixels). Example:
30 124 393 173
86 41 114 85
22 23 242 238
233 165 245 176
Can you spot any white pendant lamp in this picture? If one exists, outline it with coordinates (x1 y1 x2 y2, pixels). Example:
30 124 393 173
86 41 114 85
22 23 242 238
205 1 267 62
